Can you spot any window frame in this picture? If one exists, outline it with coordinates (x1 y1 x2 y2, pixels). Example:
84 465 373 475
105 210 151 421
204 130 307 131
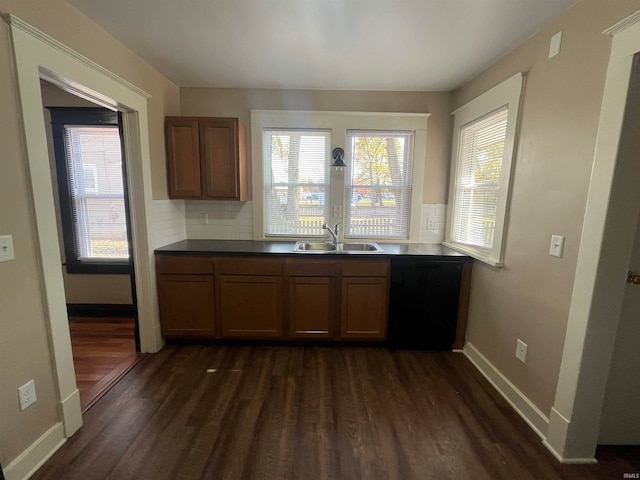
344 130 415 240
49 107 133 274
251 110 429 242
444 72 524 266
262 128 331 237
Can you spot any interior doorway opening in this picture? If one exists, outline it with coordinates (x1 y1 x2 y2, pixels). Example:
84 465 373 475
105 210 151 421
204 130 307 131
40 80 143 412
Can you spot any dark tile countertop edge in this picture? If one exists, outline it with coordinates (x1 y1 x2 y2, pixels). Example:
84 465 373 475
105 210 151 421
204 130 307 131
155 239 472 261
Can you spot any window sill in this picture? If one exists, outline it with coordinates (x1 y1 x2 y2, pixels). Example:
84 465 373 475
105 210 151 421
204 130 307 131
64 261 132 275
442 242 504 267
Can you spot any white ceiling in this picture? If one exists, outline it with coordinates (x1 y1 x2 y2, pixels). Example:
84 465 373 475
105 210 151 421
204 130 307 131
69 0 577 91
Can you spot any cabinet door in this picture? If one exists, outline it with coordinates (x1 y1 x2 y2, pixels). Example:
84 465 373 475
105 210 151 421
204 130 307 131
165 118 201 198
289 276 335 339
158 274 215 337
200 118 246 200
220 275 283 338
340 277 388 340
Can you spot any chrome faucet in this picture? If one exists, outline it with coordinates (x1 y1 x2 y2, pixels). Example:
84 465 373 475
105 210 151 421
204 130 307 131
322 222 340 246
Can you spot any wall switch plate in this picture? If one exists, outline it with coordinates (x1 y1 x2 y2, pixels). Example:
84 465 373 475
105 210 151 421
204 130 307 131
202 212 209 225
549 31 562 58
516 339 528 363
549 235 565 258
18 380 37 411
333 205 342 218
0 235 14 262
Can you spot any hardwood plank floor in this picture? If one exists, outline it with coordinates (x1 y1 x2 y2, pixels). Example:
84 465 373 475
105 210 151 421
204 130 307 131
33 345 640 479
69 317 142 412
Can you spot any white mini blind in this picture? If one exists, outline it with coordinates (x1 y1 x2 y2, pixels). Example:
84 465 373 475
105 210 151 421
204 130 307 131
345 130 414 239
64 125 129 259
263 129 330 236
451 106 508 249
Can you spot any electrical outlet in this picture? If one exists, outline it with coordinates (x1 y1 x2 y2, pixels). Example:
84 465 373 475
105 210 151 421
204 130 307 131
515 339 528 363
18 380 37 411
0 235 15 262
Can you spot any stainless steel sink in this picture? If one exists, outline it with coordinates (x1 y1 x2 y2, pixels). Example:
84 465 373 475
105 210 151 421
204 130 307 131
338 242 381 252
293 241 383 253
294 242 337 251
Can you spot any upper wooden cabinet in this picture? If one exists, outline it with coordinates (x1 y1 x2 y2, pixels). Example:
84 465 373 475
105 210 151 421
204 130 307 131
165 117 247 201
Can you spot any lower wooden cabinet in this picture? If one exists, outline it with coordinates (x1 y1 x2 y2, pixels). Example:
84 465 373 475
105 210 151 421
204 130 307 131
155 254 470 346
340 276 388 340
289 276 335 338
157 274 215 337
339 260 389 340
219 275 283 338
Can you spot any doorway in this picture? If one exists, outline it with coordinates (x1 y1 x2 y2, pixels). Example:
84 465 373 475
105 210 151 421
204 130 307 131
41 81 142 411
598 213 640 444
7 15 163 439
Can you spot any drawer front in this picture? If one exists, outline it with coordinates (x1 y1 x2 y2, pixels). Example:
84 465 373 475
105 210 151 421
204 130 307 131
218 257 283 276
341 260 389 277
287 259 337 277
156 255 214 275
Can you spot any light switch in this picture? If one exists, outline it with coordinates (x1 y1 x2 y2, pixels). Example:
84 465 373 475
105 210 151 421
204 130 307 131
0 235 14 262
549 31 562 59
333 205 342 218
549 235 565 258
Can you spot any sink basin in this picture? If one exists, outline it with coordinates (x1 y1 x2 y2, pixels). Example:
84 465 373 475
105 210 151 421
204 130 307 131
339 242 382 252
294 242 337 251
293 241 383 253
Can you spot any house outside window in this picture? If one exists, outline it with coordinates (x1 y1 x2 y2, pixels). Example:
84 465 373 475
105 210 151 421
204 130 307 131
251 110 428 242
444 73 524 266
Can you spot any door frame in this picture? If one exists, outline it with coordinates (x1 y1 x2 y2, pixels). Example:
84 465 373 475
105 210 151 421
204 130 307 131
4 14 164 438
544 11 640 462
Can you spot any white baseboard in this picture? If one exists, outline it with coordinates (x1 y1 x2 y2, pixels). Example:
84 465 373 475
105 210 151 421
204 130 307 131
542 439 598 464
544 407 598 464
4 423 66 480
60 389 82 436
463 342 550 439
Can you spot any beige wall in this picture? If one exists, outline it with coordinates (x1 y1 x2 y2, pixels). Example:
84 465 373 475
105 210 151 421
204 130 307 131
180 88 452 204
0 0 179 467
41 83 133 305
453 0 640 414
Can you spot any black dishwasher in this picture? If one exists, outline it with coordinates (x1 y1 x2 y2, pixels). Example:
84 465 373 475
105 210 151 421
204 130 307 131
387 258 464 350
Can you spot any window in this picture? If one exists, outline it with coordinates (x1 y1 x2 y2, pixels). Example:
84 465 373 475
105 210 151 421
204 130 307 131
263 129 330 236
445 73 524 266
49 108 132 274
251 110 428 241
345 130 414 239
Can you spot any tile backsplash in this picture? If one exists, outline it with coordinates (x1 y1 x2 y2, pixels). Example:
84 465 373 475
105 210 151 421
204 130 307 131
153 199 186 247
419 204 447 244
186 201 254 240
177 201 446 244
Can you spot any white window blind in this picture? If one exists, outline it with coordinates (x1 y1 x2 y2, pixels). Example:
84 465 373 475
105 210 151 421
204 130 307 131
263 129 330 236
64 125 129 259
451 106 508 249
345 130 414 239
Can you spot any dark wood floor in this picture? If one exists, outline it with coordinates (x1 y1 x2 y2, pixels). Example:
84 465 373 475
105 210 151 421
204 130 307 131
69 317 142 412
34 345 639 479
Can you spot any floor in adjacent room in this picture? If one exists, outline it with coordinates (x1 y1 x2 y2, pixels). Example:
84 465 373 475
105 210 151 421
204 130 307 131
69 316 142 412
33 345 639 479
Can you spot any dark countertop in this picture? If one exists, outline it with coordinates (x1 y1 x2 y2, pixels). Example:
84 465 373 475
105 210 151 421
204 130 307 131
155 239 471 261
